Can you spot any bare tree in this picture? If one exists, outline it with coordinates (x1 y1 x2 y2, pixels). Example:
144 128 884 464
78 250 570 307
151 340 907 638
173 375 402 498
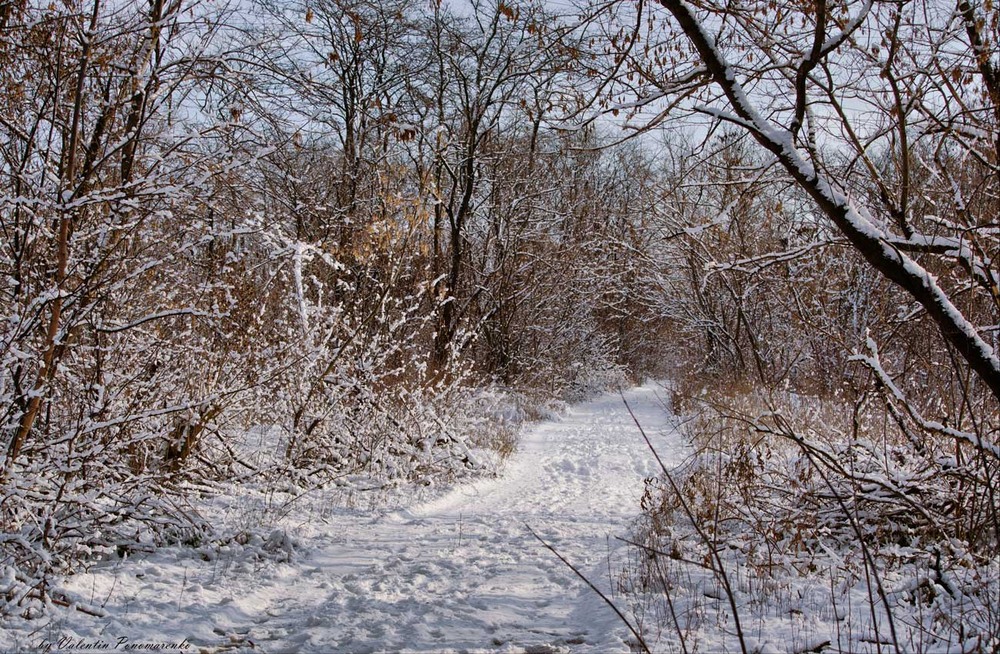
598 0 999 403
0 0 265 598
412 0 578 373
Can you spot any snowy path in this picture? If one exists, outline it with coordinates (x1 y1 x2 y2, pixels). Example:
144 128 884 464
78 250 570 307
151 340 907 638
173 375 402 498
8 382 685 654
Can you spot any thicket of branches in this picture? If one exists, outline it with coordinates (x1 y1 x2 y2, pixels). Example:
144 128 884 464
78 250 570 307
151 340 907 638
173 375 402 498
0 0 670 615
596 0 1000 648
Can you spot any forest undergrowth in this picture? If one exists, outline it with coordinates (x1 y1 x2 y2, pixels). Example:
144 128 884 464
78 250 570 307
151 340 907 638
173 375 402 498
619 367 1000 652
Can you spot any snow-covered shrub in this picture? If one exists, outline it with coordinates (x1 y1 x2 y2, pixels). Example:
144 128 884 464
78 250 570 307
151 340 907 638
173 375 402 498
0 464 212 618
274 353 515 485
561 335 633 403
622 124 1000 651
246 260 485 484
623 384 1000 652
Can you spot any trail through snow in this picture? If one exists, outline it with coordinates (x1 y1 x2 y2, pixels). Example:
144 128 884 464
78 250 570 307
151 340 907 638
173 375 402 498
5 382 685 654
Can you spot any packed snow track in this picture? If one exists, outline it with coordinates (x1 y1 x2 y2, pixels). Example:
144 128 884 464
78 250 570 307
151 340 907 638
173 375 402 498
5 383 685 654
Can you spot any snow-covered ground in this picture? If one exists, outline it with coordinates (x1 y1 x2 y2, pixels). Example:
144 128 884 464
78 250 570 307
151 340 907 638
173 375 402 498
2 382 684 654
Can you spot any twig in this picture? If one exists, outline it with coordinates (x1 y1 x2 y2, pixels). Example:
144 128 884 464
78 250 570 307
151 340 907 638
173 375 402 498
48 590 109 618
525 523 651 654
614 535 691 654
623 394 749 654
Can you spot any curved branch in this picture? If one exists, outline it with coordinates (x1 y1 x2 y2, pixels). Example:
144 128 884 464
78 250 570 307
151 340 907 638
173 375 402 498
657 0 1000 403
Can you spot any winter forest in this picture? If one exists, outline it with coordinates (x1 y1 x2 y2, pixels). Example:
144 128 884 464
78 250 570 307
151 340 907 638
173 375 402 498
1 0 999 650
